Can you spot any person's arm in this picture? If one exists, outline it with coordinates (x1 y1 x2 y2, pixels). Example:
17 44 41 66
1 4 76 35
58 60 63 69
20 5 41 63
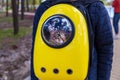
95 2 113 80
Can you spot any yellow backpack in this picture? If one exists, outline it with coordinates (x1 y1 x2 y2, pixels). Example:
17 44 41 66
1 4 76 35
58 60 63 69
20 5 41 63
31 0 94 80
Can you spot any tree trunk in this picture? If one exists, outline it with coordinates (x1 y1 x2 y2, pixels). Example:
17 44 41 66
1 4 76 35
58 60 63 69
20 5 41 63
11 0 19 35
26 0 29 12
21 0 25 20
6 0 9 16
17 0 19 12
33 0 36 11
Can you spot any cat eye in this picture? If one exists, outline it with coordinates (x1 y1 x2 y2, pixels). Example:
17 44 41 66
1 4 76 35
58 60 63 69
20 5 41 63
41 15 75 48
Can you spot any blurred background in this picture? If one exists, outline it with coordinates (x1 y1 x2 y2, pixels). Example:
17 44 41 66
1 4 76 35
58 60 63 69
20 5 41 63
0 0 120 80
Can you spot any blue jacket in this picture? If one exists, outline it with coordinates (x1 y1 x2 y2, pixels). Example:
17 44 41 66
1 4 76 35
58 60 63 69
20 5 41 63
87 2 113 80
31 1 113 80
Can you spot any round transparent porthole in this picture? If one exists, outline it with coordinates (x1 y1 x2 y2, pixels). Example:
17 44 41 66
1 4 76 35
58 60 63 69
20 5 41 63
41 14 75 48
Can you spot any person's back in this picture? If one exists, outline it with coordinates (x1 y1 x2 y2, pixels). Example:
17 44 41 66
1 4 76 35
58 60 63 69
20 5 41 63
112 0 120 13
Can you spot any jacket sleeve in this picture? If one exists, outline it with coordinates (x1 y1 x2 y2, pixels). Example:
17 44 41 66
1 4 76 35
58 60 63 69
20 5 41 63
94 2 113 80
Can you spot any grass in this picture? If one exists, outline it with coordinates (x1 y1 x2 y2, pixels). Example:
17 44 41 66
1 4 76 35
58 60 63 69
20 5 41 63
0 27 32 39
0 16 13 23
0 27 32 49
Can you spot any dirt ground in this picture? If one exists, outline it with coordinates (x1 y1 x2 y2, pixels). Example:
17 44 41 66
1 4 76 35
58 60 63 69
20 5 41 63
0 14 33 80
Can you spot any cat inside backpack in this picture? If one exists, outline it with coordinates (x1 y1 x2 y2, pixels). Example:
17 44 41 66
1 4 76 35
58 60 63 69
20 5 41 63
46 16 72 46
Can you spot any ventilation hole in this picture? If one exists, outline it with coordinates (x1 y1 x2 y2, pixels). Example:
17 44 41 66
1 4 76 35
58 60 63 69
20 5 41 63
67 69 73 74
53 68 59 74
41 67 46 73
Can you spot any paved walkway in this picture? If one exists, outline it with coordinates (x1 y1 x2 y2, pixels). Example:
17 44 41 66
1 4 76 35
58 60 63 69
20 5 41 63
8 10 35 16
111 39 120 80
110 20 120 80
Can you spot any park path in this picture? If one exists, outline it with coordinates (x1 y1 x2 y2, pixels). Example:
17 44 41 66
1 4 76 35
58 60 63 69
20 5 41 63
110 20 120 80
111 38 120 80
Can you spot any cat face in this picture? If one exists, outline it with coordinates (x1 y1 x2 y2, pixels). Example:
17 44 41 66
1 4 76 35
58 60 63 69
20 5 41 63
49 30 67 45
